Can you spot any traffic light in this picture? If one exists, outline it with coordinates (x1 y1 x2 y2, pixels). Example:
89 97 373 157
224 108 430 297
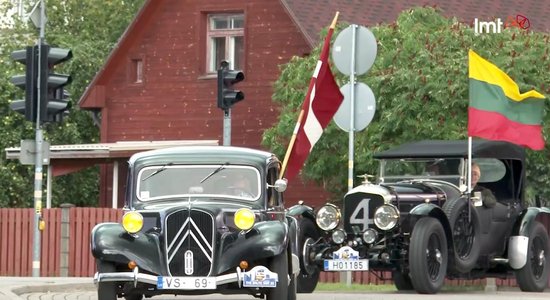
217 61 244 111
9 44 72 123
40 45 72 123
9 46 38 121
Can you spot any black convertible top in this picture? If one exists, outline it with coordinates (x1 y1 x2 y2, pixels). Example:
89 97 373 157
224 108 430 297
374 139 525 161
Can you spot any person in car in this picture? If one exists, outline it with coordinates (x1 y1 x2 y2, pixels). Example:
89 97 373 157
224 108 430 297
231 174 254 198
471 162 497 208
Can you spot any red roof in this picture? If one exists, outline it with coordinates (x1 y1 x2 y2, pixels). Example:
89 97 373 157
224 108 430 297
280 0 550 47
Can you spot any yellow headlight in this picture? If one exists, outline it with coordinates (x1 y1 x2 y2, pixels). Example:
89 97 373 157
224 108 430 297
122 211 143 234
234 208 255 231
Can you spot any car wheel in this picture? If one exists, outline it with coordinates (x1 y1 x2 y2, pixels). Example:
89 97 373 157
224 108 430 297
124 294 143 300
409 217 448 294
288 271 297 300
516 221 549 292
266 249 289 300
392 270 413 291
96 260 117 300
297 217 320 293
442 197 480 273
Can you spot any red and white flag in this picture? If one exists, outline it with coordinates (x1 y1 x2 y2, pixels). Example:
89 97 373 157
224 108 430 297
282 12 344 181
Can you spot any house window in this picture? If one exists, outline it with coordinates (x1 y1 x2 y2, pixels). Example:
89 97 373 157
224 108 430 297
207 13 244 73
131 59 143 83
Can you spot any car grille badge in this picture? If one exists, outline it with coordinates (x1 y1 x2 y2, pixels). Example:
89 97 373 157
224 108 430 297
184 250 194 275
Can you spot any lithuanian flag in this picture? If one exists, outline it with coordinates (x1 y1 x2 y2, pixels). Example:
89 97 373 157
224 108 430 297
468 49 546 150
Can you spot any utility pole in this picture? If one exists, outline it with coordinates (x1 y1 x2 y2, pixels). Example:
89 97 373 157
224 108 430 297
32 0 46 277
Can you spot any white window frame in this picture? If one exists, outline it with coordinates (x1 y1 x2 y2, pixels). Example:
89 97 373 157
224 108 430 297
206 13 244 73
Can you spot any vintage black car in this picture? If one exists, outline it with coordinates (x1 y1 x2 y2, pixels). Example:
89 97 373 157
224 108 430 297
303 139 550 294
91 146 300 300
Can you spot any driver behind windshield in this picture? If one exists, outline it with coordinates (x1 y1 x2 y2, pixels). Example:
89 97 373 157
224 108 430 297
230 174 254 198
471 162 497 208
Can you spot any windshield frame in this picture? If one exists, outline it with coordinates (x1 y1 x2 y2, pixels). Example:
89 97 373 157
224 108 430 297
136 164 262 202
379 157 465 186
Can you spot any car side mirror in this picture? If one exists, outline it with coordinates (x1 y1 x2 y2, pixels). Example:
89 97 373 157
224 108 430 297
269 179 288 192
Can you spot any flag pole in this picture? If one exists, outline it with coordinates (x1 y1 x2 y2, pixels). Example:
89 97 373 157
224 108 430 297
279 12 340 179
280 110 304 179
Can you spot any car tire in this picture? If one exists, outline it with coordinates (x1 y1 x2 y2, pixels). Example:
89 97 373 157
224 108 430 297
266 249 289 300
124 294 143 300
515 221 550 292
296 217 320 293
442 197 481 273
96 260 117 300
409 217 448 294
392 270 414 291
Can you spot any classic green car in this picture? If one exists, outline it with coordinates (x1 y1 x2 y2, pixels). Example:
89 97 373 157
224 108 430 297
91 146 299 300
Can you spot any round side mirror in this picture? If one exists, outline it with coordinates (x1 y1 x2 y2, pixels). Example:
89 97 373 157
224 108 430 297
274 179 288 192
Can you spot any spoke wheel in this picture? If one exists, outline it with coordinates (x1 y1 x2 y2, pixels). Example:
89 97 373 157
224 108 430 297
409 217 448 294
443 197 480 273
516 221 549 292
392 270 413 291
296 218 320 293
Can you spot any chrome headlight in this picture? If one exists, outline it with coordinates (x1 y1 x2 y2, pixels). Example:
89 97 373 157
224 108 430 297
373 204 399 230
331 229 346 244
362 228 378 244
315 204 340 231
122 211 143 234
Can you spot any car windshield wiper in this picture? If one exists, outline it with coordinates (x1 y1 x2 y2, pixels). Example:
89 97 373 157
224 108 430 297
200 162 229 183
141 163 173 181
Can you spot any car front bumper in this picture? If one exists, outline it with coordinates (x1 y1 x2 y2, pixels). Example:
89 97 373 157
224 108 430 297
94 266 242 288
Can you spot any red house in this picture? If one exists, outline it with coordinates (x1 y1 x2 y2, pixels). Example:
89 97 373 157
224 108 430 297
77 0 549 207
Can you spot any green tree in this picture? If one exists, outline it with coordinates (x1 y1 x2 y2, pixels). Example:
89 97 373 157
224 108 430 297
263 7 550 203
0 0 145 207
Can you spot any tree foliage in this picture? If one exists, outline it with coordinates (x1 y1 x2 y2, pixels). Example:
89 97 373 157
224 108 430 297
0 0 145 207
263 7 550 204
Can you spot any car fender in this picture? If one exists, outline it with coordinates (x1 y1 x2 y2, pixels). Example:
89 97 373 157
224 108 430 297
91 223 166 275
408 203 453 251
287 202 316 222
508 207 550 269
216 220 289 273
286 215 300 275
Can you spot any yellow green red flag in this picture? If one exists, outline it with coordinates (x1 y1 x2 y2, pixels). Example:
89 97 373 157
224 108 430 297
468 49 546 150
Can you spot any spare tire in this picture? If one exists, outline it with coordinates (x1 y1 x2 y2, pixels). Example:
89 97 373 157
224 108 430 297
442 197 481 273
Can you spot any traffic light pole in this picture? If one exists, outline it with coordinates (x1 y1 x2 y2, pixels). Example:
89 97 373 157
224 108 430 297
32 0 46 277
223 109 231 146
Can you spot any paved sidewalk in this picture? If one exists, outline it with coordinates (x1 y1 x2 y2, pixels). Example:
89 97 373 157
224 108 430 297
0 277 94 300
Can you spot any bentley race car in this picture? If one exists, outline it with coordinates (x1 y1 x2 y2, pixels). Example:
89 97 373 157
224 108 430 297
301 139 550 294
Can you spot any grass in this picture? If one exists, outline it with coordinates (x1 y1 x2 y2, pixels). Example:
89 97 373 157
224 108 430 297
315 282 485 292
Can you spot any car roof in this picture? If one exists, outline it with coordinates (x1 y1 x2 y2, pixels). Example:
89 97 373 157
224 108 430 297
129 146 277 168
373 139 525 161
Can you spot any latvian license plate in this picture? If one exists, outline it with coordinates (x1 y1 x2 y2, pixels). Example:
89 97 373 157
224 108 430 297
323 259 369 271
157 276 216 289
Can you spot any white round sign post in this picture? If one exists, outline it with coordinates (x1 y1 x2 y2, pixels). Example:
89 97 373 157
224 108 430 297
332 24 377 191
331 23 378 289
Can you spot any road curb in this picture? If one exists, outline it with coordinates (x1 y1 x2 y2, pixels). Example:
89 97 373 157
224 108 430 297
0 288 22 300
11 282 95 295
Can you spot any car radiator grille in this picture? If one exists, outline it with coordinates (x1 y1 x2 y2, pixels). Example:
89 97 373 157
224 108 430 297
343 193 384 233
165 209 214 276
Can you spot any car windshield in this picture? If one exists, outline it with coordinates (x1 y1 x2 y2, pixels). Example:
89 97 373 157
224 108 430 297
136 164 261 201
380 158 463 185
